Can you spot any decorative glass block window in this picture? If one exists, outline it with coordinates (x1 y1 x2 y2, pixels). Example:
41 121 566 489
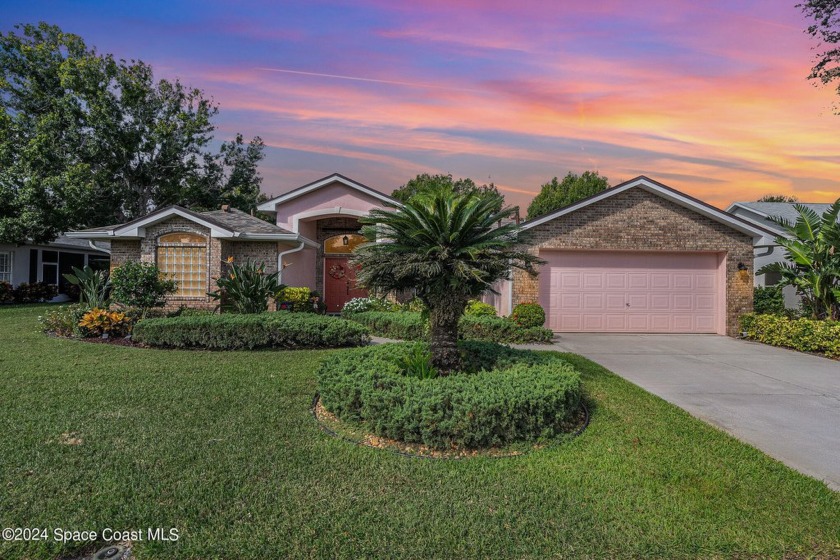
324 234 365 254
156 233 207 297
0 252 11 283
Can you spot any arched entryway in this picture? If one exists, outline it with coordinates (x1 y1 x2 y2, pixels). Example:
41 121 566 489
323 233 368 312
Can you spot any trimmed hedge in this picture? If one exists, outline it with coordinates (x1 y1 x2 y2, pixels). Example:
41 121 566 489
317 342 582 449
740 313 840 358
346 311 554 344
133 312 370 350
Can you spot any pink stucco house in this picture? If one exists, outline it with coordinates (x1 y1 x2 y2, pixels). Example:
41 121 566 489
68 173 774 335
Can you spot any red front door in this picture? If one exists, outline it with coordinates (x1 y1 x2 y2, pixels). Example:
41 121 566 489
324 257 368 313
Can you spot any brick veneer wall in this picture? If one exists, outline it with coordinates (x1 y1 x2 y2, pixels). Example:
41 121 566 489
107 218 284 311
514 188 754 336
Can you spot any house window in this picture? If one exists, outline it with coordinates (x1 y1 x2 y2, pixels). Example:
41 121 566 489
42 250 58 286
324 234 365 254
156 233 207 297
0 252 11 283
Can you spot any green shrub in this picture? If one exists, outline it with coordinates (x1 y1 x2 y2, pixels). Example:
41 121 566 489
345 312 553 344
341 296 397 314
460 315 553 343
133 312 370 350
400 296 427 314
276 286 310 312
509 302 546 328
38 304 88 337
166 306 216 318
317 342 581 449
12 282 57 303
111 261 177 315
465 299 497 317
346 311 428 340
740 313 840 358
754 286 786 315
0 281 14 303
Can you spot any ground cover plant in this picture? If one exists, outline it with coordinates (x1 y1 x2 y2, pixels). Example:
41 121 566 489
317 342 581 448
2 305 839 559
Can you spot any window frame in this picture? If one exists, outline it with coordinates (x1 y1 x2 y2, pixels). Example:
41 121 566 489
0 251 11 284
155 232 209 298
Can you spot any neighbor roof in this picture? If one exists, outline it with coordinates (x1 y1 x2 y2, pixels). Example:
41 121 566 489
66 205 318 247
520 175 777 242
257 172 399 212
726 202 835 233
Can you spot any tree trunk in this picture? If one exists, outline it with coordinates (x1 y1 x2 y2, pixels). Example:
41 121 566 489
427 296 466 374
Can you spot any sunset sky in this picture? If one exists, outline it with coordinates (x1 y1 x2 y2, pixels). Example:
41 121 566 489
4 0 840 210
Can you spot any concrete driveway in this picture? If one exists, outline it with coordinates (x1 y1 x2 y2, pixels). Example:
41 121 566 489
546 334 840 491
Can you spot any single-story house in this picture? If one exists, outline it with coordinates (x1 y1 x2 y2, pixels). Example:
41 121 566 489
68 173 775 335
66 205 318 310
0 235 110 299
726 201 834 309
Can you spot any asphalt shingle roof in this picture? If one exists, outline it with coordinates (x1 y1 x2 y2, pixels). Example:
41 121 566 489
736 202 834 225
200 208 294 234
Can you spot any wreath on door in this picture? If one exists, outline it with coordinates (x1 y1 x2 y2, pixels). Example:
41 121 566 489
328 264 346 279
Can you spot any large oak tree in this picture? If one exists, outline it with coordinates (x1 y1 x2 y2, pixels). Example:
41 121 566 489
0 22 265 245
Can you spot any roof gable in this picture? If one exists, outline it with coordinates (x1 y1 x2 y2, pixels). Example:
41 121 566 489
257 173 398 211
520 176 776 241
726 202 836 234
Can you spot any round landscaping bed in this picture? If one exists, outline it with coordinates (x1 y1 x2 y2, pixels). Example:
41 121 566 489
316 341 584 451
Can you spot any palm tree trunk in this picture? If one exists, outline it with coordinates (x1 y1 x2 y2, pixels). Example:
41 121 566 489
427 297 466 374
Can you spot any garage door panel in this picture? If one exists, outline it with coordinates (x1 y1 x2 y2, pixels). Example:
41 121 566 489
541 251 721 333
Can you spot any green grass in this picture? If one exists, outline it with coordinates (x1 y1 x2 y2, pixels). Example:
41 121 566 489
1 305 838 559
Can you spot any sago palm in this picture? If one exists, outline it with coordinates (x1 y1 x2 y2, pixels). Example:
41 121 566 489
757 200 840 319
353 189 542 373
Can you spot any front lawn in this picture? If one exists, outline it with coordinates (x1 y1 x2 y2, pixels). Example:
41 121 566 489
1 305 838 559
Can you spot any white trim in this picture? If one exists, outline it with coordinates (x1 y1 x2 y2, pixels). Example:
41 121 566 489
237 232 319 247
0 251 11 284
520 176 774 241
117 208 235 238
257 174 398 212
290 207 369 234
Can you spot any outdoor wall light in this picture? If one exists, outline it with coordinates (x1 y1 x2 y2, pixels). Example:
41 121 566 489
737 262 748 271
342 235 349 246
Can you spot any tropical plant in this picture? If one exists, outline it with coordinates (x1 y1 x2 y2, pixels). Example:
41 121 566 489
396 344 439 379
63 265 110 307
77 308 132 337
110 261 177 317
353 188 542 373
208 258 282 314
756 200 840 320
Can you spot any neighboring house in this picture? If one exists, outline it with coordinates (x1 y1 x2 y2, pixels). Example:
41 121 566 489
68 173 775 336
726 201 834 309
67 205 317 310
0 235 110 300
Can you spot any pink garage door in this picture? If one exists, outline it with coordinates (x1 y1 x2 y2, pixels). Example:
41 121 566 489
539 251 723 333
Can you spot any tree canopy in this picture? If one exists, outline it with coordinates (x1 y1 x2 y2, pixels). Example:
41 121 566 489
0 22 266 245
800 0 840 106
757 195 799 203
391 173 504 211
526 171 609 220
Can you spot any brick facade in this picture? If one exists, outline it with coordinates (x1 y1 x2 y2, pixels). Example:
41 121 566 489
110 217 281 311
514 188 754 336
